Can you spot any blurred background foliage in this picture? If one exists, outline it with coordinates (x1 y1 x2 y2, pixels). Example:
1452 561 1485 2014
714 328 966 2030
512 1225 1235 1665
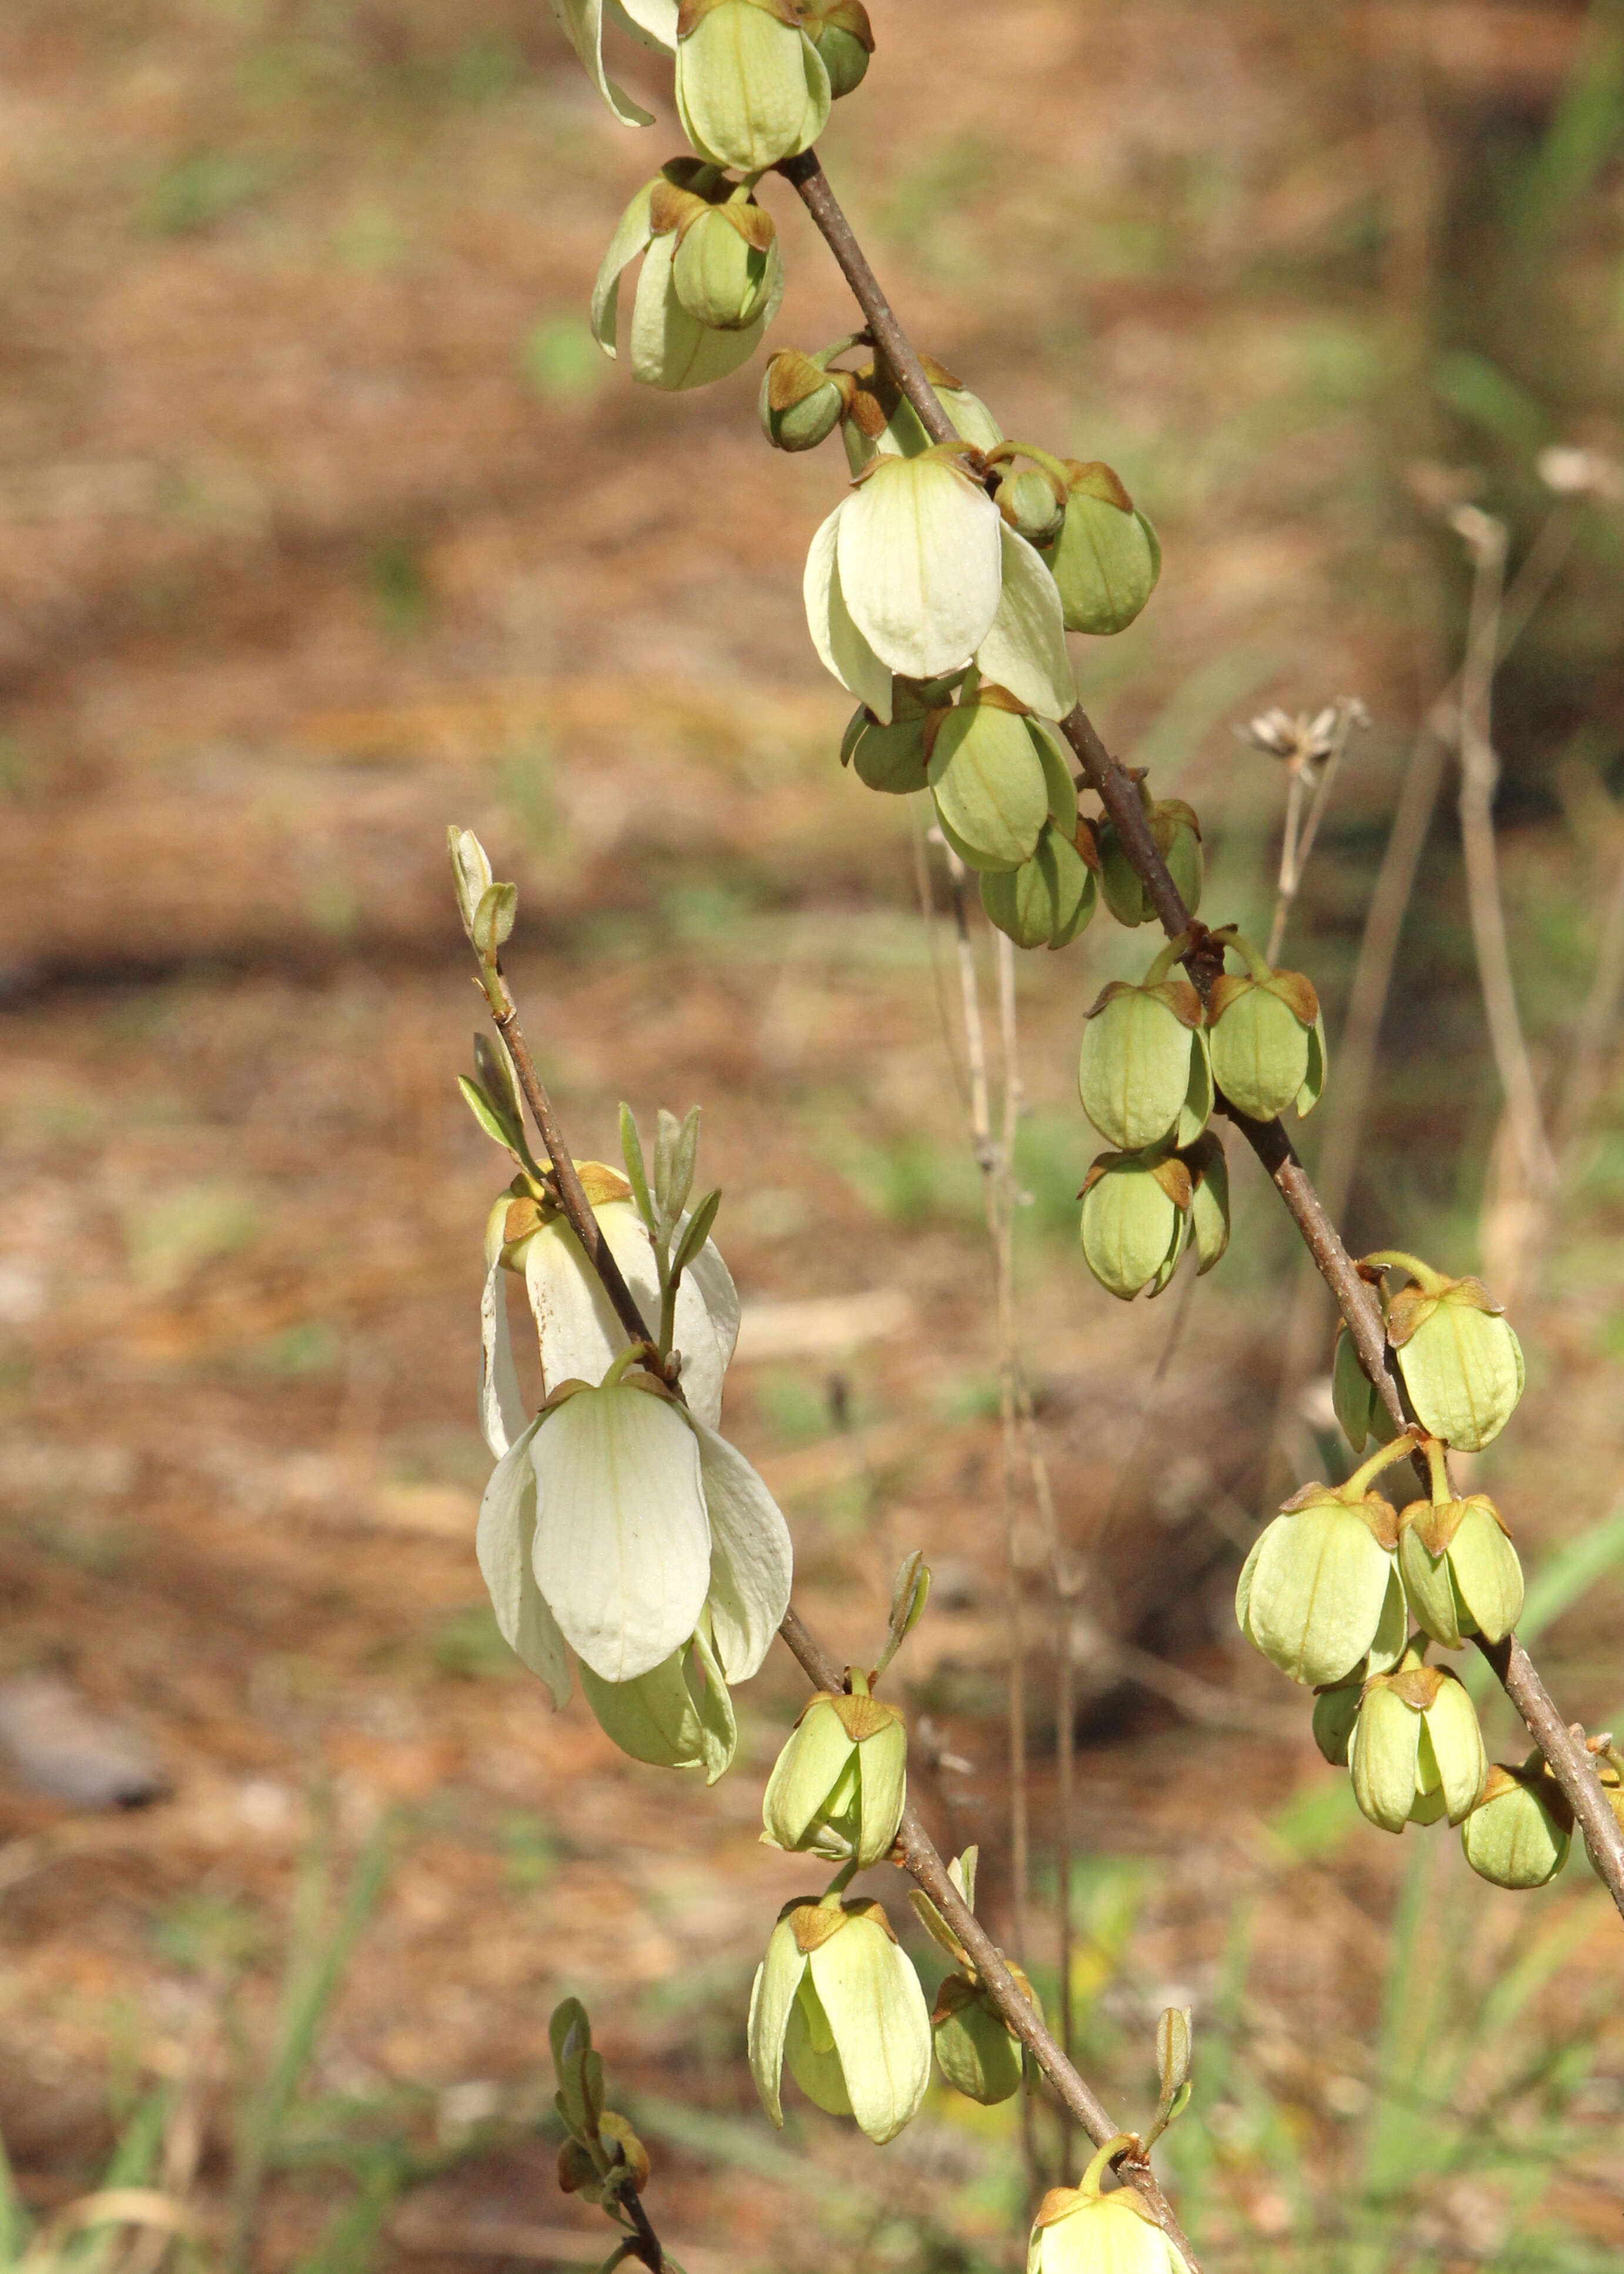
1 1 1623 2270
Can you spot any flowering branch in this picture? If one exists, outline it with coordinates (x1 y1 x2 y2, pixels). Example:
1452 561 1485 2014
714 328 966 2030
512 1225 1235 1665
775 135 1624 1931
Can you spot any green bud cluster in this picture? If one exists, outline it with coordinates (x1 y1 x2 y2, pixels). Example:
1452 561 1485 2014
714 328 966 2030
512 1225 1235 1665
1368 1253 1526 1453
798 0 874 98
548 2000 655 2229
1204 934 1325 1122
1236 1441 1413 1690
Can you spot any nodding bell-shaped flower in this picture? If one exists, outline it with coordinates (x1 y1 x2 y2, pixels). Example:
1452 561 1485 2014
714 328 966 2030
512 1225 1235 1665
761 1673 907 1867
1350 1641 1488 1833
1205 942 1325 1122
1077 945 1211 1153
798 0 873 98
1371 1254 1525 1453
480 1162 738 1441
1235 1437 1418 1688
1397 1477 1524 1648
1461 1758 1573 1889
981 825 1096 951
1079 1147 1193 1303
805 450 1074 725
549 0 678 128
477 1327 791 1697
1096 790 1203 928
593 163 784 392
1029 2139 1193 2274
674 0 831 172
839 354 1004 472
1037 459 1163 638
928 689 1077 871
748 1897 932 2144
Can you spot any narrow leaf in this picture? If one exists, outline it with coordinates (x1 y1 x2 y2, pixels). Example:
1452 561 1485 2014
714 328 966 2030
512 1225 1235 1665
620 1105 656 1235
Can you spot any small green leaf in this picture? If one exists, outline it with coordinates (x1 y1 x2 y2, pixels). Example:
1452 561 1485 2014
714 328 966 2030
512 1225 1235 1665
670 1188 722 1284
458 1074 521 1155
619 1104 655 1234
550 1997 592 2079
473 881 518 958
654 1105 701 1226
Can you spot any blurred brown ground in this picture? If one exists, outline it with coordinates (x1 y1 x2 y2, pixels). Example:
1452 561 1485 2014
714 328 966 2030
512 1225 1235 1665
2 2 1623 2269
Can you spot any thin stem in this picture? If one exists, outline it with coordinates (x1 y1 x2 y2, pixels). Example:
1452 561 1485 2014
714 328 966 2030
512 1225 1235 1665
995 928 1031 1981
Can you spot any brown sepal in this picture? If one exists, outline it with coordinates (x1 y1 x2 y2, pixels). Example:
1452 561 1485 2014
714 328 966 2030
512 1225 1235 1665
1148 1155 1194 1210
1150 977 1204 1029
974 682 1030 715
1206 972 1255 1022
1384 1285 1439 1349
1072 815 1102 871
1062 459 1134 513
1384 1664 1447 1713
831 1691 902 1742
648 180 709 238
1264 967 1320 1026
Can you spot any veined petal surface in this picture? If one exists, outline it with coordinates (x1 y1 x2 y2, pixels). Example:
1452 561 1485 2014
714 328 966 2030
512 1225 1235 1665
476 1420 571 1706
836 457 1002 681
974 526 1076 720
692 1419 792 1680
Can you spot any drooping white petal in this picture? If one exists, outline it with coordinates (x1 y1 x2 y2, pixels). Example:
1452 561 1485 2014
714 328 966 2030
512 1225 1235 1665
530 1384 711 1682
747 1917 808 2128
607 0 677 51
803 504 893 723
476 1420 571 1706
691 1420 793 1680
548 0 655 125
480 1202 529 1461
808 1919 931 2144
974 526 1077 720
591 182 657 358
523 1199 736 1422
836 456 1003 681
628 232 776 393
676 1229 740 1427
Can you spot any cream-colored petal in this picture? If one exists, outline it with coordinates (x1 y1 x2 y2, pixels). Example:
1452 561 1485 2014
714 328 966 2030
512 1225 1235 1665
607 0 677 50
548 0 655 125
692 1420 793 1681
804 503 893 723
808 1918 931 2143
591 181 657 357
974 526 1077 720
523 1202 646 1395
674 6 826 171
670 1222 739 1429
747 1917 808 2128
855 1723 907 1867
476 1420 571 1706
761 1704 853 1852
480 1205 529 1460
836 456 1003 681
530 1385 711 1681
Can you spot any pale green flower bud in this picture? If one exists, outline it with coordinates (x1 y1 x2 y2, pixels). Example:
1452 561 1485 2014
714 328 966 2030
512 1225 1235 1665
1350 1650 1487 1834
1235 1440 1415 1688
996 465 1066 549
932 1965 1036 2105
1079 1148 1192 1303
1097 799 1203 927
981 824 1096 949
1311 1677 1362 1767
1331 1320 1399 1452
761 1682 907 1867
674 0 831 173
1397 1492 1523 1648
1039 460 1162 638
927 689 1052 872
1461 1760 1572 1889
799 0 873 97
1078 965 1208 1152
550 0 675 127
1206 964 1325 1122
1180 1130 1230 1275
671 196 781 330
748 1898 932 2143
1377 1258 1524 1452
578 1622 736 1783
760 347 850 452
1030 2165 1192 2274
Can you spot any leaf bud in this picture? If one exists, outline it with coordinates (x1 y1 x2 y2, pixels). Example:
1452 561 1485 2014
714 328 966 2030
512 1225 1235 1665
1374 1256 1525 1453
1039 460 1162 637
1179 1130 1230 1275
995 464 1067 549
1155 2005 1193 2106
932 1965 1037 2105
799 0 874 98
1206 954 1325 1122
1461 1760 1573 1889
981 824 1096 949
447 825 494 941
1097 797 1203 928
761 1681 908 1867
760 348 850 452
556 2137 601 2200
1077 954 1210 1153
1235 1438 1417 1688
1079 1147 1192 1303
674 0 831 174
1397 1491 1523 1648
927 687 1054 872
597 2112 650 2193
1350 1646 1487 1834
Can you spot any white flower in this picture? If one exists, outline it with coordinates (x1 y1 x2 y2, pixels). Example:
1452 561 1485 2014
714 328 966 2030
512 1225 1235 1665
804 453 1074 724
549 0 678 127
479 1168 739 1449
748 1899 932 2143
477 1367 791 1690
